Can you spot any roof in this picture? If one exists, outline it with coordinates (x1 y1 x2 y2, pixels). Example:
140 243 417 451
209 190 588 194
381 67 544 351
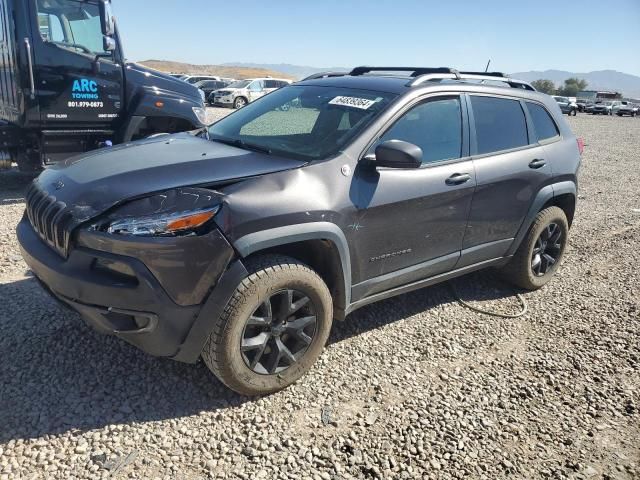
297 75 414 94
295 66 536 95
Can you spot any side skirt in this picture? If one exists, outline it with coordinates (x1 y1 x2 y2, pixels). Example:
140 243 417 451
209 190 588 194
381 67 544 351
344 256 511 316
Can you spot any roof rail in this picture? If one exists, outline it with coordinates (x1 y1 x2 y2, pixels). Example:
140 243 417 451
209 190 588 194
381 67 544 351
301 66 536 91
350 66 461 78
459 71 506 78
300 71 348 81
409 72 536 91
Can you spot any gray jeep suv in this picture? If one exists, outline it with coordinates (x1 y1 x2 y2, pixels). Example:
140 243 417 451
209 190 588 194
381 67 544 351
18 67 582 395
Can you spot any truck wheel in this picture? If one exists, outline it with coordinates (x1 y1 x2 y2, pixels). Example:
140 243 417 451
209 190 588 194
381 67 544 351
16 150 42 173
233 97 248 109
500 207 569 291
202 255 333 396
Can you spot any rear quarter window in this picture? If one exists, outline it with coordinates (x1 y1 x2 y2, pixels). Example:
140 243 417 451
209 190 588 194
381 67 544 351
526 102 559 141
470 96 529 155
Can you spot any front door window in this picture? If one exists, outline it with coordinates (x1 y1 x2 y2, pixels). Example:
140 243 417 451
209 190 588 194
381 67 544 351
36 0 110 56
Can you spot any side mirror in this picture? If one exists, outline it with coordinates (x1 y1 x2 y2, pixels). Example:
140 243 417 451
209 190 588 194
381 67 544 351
103 35 116 52
99 0 115 36
374 140 422 168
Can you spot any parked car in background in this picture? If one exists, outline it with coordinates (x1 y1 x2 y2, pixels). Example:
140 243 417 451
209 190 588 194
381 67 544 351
591 101 617 115
553 96 578 116
212 78 292 109
583 102 595 114
194 80 234 105
576 99 589 112
183 75 232 85
614 101 638 117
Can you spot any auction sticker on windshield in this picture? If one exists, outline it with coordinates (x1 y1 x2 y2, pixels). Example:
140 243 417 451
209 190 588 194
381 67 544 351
329 96 378 110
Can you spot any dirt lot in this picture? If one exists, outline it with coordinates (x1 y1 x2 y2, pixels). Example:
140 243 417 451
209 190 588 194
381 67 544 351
0 113 638 479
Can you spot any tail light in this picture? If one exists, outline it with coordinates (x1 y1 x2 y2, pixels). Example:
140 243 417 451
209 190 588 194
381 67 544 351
577 137 585 155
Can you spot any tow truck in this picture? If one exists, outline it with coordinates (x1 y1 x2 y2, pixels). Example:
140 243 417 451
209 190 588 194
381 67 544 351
0 0 207 171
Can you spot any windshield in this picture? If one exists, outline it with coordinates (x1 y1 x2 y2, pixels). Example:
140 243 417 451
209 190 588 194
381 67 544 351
208 85 396 160
227 80 251 89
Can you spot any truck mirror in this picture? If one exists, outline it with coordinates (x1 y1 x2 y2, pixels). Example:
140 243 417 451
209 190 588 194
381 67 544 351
103 35 116 52
99 0 116 37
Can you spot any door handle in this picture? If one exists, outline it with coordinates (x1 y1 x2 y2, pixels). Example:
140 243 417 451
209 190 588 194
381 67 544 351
445 173 471 185
529 159 546 169
24 38 35 100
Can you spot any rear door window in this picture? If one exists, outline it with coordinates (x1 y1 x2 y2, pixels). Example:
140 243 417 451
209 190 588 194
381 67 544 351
470 96 529 154
526 102 559 141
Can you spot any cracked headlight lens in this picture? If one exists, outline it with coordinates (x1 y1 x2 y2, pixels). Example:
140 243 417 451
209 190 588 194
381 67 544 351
93 188 221 237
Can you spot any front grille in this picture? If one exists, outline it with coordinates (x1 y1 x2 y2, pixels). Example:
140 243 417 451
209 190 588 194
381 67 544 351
25 182 73 258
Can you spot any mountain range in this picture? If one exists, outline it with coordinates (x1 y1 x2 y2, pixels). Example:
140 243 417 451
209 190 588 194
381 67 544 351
141 60 640 98
221 63 346 80
225 64 640 98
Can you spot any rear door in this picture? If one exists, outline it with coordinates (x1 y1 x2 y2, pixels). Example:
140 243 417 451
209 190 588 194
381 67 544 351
460 94 551 266
28 0 123 128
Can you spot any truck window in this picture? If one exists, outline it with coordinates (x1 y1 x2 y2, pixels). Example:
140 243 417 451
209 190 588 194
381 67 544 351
36 0 109 55
38 13 64 42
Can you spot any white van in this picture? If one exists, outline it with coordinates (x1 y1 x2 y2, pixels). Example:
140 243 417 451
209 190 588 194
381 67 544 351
212 78 292 109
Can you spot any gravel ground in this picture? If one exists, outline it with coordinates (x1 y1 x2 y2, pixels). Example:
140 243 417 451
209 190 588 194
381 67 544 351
0 113 639 479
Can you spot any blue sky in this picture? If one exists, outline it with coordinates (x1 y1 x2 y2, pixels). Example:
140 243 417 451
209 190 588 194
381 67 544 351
115 0 640 76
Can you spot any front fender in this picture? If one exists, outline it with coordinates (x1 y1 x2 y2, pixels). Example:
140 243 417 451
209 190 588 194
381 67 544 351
233 222 352 308
128 85 204 126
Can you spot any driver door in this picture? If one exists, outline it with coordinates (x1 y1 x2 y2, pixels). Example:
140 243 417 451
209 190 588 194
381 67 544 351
27 0 123 127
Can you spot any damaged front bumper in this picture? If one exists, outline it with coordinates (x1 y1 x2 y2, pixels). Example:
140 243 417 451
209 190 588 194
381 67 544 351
17 216 242 362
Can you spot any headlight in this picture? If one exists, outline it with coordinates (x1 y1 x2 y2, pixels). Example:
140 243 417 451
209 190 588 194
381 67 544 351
192 106 208 125
92 188 221 237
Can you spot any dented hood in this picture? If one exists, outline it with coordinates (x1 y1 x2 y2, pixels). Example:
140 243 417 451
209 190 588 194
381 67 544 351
35 133 305 223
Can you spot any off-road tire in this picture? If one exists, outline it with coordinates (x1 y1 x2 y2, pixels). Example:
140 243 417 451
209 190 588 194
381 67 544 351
202 255 333 396
500 206 569 290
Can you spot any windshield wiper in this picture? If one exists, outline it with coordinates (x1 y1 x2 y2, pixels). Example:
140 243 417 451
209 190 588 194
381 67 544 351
211 137 271 155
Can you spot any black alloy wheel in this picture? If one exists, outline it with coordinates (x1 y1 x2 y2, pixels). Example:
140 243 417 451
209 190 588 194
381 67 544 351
241 289 317 375
531 223 562 277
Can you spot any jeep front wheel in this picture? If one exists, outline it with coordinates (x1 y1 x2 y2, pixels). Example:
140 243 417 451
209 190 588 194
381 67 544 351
202 255 333 395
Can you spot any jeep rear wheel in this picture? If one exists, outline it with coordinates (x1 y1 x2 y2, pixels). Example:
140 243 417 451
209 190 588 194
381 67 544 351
202 255 333 395
500 206 569 290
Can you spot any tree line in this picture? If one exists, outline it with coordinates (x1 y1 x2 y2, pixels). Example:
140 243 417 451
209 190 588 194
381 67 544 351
531 78 588 97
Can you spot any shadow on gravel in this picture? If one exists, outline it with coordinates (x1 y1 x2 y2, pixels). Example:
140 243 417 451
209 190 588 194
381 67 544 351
0 169 33 205
329 270 523 345
0 268 520 443
0 277 246 444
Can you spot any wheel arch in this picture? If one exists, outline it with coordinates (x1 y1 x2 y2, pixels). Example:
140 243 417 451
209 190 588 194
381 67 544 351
233 223 352 319
507 182 577 256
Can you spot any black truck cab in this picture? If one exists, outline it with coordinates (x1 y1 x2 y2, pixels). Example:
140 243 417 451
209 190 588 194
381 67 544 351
0 0 207 171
